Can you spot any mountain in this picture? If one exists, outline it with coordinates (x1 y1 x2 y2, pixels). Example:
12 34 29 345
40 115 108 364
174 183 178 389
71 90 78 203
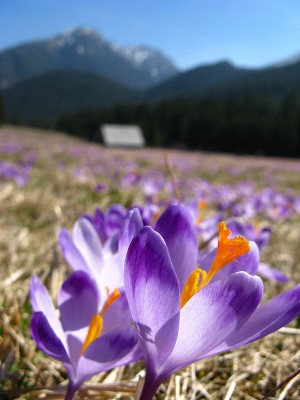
146 61 251 101
3 27 300 126
146 59 300 103
212 60 300 100
272 52 300 68
3 70 141 123
5 58 300 125
0 27 178 90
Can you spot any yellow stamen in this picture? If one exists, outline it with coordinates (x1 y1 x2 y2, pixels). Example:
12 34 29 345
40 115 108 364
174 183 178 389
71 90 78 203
81 314 103 354
180 268 207 308
180 221 250 308
80 288 121 354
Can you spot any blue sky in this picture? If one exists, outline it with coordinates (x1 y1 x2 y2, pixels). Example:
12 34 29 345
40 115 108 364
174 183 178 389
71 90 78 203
1 0 300 70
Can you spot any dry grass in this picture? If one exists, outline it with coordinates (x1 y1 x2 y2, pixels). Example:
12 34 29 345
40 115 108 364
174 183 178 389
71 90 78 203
1 125 300 399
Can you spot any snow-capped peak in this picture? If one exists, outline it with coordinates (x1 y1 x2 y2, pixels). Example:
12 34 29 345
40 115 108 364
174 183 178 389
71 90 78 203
53 27 104 47
117 46 153 66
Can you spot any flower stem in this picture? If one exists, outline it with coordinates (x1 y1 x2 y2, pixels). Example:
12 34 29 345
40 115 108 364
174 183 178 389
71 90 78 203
65 382 77 400
137 374 160 400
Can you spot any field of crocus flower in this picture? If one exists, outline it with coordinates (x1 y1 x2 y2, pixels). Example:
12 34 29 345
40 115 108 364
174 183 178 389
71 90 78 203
1 125 300 400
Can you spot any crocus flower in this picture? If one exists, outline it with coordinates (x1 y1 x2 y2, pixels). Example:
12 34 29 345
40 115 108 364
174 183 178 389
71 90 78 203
59 217 124 306
124 208 300 399
58 208 143 305
30 271 141 400
84 204 127 245
0 160 30 186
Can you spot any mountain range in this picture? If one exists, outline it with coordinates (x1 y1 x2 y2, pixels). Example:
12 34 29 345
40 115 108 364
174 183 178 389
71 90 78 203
0 27 178 90
2 27 300 124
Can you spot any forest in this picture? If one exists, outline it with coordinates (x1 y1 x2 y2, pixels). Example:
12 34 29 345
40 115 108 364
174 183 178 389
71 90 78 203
56 92 300 158
2 87 300 158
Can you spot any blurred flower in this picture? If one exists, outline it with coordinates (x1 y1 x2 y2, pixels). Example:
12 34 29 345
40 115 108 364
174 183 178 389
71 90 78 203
84 204 127 244
0 161 30 186
59 208 143 306
226 218 289 283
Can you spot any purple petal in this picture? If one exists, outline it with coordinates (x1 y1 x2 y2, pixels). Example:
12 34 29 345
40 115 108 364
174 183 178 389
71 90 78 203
97 253 124 296
255 227 272 250
215 283 300 352
155 205 198 289
118 208 144 268
226 219 248 237
102 290 133 335
162 272 263 379
104 233 119 253
99 253 124 295
58 228 89 272
84 208 106 242
76 326 141 387
30 275 66 347
104 204 127 238
258 263 289 283
65 332 85 368
58 271 99 331
73 218 104 278
125 226 180 371
30 311 69 363
84 325 140 362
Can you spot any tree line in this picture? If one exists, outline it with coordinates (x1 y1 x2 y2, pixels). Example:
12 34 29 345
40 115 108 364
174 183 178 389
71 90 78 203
56 92 300 157
3 87 300 157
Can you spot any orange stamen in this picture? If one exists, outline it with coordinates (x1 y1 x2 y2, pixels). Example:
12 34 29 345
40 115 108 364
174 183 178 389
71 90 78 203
81 314 103 354
80 288 121 354
203 222 250 287
180 222 250 308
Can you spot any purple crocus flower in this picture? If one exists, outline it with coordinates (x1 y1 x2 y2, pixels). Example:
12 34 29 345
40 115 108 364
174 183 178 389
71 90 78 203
58 209 143 305
84 204 127 245
58 217 124 306
0 160 30 186
124 208 300 399
30 271 141 400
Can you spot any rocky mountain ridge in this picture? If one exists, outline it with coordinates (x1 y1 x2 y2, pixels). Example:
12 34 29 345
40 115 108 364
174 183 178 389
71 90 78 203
0 27 179 89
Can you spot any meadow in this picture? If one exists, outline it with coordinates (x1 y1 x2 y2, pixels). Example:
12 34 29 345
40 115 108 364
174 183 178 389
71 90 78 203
1 125 300 399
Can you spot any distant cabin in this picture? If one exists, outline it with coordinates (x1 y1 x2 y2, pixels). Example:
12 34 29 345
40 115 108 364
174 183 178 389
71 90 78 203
101 124 145 148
